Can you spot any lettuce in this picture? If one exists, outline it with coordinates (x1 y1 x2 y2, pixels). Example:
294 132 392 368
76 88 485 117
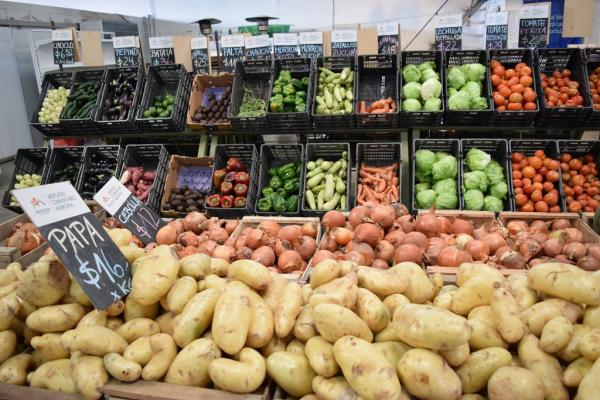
402 64 421 83
415 149 436 173
403 82 422 100
490 181 508 200
433 178 457 196
416 189 437 209
423 98 442 111
432 155 458 181
415 182 430 194
462 81 482 99
448 91 471 110
465 147 491 171
461 63 486 82
463 171 488 192
435 193 458 210
483 196 504 211
464 189 485 211
421 78 442 101
485 161 505 185
402 98 422 111
421 68 440 82
447 66 466 89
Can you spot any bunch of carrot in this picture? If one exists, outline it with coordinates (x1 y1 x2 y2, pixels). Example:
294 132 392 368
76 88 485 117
358 97 397 114
357 163 399 205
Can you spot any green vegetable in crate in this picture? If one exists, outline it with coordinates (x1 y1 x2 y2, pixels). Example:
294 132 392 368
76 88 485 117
143 94 175 118
315 66 354 115
305 151 348 211
461 147 508 211
447 63 488 111
237 85 266 117
401 61 442 112
60 79 102 120
38 87 70 124
257 161 302 213
9 174 42 208
414 149 458 210
53 165 79 185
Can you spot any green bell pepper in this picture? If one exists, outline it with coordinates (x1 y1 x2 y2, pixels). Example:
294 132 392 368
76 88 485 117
286 195 298 212
276 188 287 197
284 179 299 194
283 95 296 105
295 96 305 106
267 192 280 203
301 76 309 87
279 166 296 182
267 167 278 177
274 70 291 86
273 196 287 213
277 162 294 175
257 198 272 212
291 78 304 91
283 83 296 96
295 103 306 112
295 91 306 99
269 176 282 189
269 93 284 113
294 161 302 177
271 85 282 95
262 187 274 197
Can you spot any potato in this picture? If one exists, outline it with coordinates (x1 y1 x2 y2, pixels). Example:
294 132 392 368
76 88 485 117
356 288 390 333
15 297 36 320
440 342 470 367
286 339 305 354
529 263 600 305
165 338 221 386
106 318 124 331
131 245 180 306
209 257 229 277
9 318 24 338
456 262 505 286
209 347 266 393
204 274 228 291
520 298 583 336
0 330 16 363
338 260 358 276
333 335 402 399
259 335 288 358
266 351 315 397
433 286 457 310
107 228 132 246
456 347 512 393
163 276 197 314
576 357 600 399
305 336 339 377
116 318 160 343
383 294 410 317
393 303 470 350
375 325 402 342
312 303 373 343
357 267 409 296
78 310 107 328
28 359 76 392
0 282 18 299
487 366 544 400
301 283 312 305
540 316 573 353
275 282 302 338
212 281 252 355
491 285 526 343
310 260 340 288
468 306 508 350
579 327 600 361
30 333 68 362
17 256 69 306
142 333 177 381
0 268 17 287
309 273 357 309
26 303 85 333
294 305 317 342
179 253 211 279
66 325 128 356
245 290 274 349
105 300 124 317
70 352 108 400
389 262 435 303
518 334 569 400
173 289 220 348
228 259 271 290
397 348 461 400
103 353 141 382
372 341 408 368
562 357 593 387
558 324 592 362
124 337 152 366
584 305 600 328
262 272 289 313
450 275 500 316
505 274 537 311
119 245 145 265
312 376 358 400
0 353 31 385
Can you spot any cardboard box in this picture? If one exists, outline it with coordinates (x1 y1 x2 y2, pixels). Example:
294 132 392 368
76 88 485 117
174 35 193 72
79 31 104 66
187 73 234 132
358 28 378 55
161 155 214 217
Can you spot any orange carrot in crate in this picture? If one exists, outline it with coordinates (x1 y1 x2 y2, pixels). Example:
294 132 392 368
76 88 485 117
358 162 399 205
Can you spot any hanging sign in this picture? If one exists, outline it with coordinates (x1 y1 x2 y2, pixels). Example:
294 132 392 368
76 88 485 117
331 30 357 56
52 29 75 65
245 34 271 61
191 36 210 75
434 14 462 51
94 177 166 246
149 36 175 65
221 34 245 72
113 36 141 67
12 182 131 310
487 0 506 12
485 12 509 50
273 33 299 59
299 32 323 58
518 4 550 48
377 23 399 55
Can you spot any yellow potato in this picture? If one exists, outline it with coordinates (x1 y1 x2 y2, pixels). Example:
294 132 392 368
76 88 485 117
106 318 124 331
119 245 145 266
397 348 461 400
393 303 470 350
123 337 152 366
468 306 508 350
529 263 600 305
305 336 339 378
440 342 470 367
562 357 593 387
383 293 410 317
228 259 271 290
0 282 18 300
557 324 592 362
209 347 266 393
293 305 317 342
212 281 252 355
433 286 458 310
0 269 17 287
461 395 486 400
106 228 132 246
262 272 289 313
312 376 358 400
26 303 85 333
456 263 505 286
103 353 141 382
275 282 302 338
540 316 573 353
209 257 229 277
576 357 600 399
259 335 288 358
312 303 373 343
179 253 211 279
17 256 69 306
487 366 545 400
173 289 220 348
338 260 358 276
584 305 600 328
165 338 221 386
357 267 409 296
30 333 68 362
105 300 125 317
0 330 16 363
356 287 390 333
0 294 21 331
267 351 315 397
333 335 402 400
373 341 410 369
9 318 24 338
301 283 312 305
0 353 31 385
375 325 402 342
15 297 36 320
505 274 537 311
66 325 128 356
130 245 180 305
286 339 305 354
116 318 160 343
163 276 197 314
78 310 107 328
204 274 228 291
389 262 435 303
520 298 583 336
142 333 177 381
491 285 526 343
309 273 357 309
450 275 501 316
70 352 108 400
28 358 76 393
310 259 340 289
155 312 175 335
456 347 512 393
518 334 569 400
579 327 600 361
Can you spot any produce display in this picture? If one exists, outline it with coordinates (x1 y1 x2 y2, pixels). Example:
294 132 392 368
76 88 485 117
357 163 399 205
462 147 508 211
100 71 138 121
142 94 175 119
490 60 537 111
401 61 442 112
414 150 459 210
269 70 309 113
9 174 42 208
120 167 156 203
51 165 79 185
560 151 600 212
315 67 354 115
447 63 488 111
80 154 118 201
6 221 44 255
163 186 207 214
191 88 231 124
589 66 600 110
257 161 302 213
304 152 348 212
207 157 248 209
236 86 266 117
37 87 70 124
511 150 562 212
358 98 397 114
540 69 585 108
60 80 101 120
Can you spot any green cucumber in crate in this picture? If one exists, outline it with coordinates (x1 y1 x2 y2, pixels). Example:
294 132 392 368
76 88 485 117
315 67 354 115
305 152 348 211
61 80 101 119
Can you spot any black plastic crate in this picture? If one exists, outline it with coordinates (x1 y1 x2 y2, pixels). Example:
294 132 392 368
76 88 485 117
399 51 444 127
42 146 84 185
410 139 461 213
535 48 592 127
119 145 170 212
312 56 357 129
488 49 539 127
255 144 305 216
508 140 566 212
444 50 491 126
355 54 398 128
302 142 352 217
558 140 600 213
205 144 259 219
583 48 600 127
77 145 123 201
136 64 192 132
228 60 272 131
2 147 49 212
266 58 314 130
355 143 401 206
29 72 73 137
60 69 106 135
95 66 145 134
460 139 512 212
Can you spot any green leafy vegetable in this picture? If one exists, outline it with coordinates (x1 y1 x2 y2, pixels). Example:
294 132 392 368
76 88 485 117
435 193 458 210
466 147 492 171
461 63 486 82
416 189 437 209
448 91 471 111
415 182 430 194
433 178 457 196
421 78 442 101
415 149 436 173
464 189 485 211
402 98 422 111
484 161 505 185
483 196 503 211
462 81 482 99
423 98 442 111
402 65 421 83
490 181 508 200
403 82 422 100
447 66 466 90
463 171 488 192
432 155 458 181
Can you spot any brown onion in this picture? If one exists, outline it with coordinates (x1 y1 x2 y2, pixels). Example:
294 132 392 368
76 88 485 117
441 234 456 247
251 246 275 267
156 225 177 245
494 245 511 259
177 231 200 247
588 244 600 260
465 240 491 261
438 217 451 234
198 240 217 256
333 227 353 245
208 228 229 245
451 219 474 236
384 230 406 247
529 220 548 234
322 210 346 229
235 246 253 260
297 236 317 261
394 244 423 264
224 220 240 235
499 250 526 269
354 223 381 248
242 227 254 236
396 215 414 233
371 204 396 229
437 246 472 267
530 232 549 244
372 259 389 269
506 220 529 235
481 233 508 254
375 240 395 264
331 251 343 261
258 221 280 237
542 238 564 257
301 222 318 238
176 246 198 259
564 242 586 260
551 218 572 230
391 203 410 218
455 233 474 250
348 206 371 228
183 212 207 233
167 220 184 235
212 245 234 262
320 233 338 252
401 231 428 250
415 211 441 238
425 242 445 265
564 228 584 244
234 235 247 250
198 231 210 242
278 250 303 272
349 241 374 266
246 229 266 249
345 251 366 266
206 217 222 231
554 255 575 265
578 256 600 271
278 225 302 246
311 250 335 266
274 238 292 256
519 239 542 261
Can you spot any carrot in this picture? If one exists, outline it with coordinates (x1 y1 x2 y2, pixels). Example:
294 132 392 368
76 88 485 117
359 101 367 114
377 179 387 192
372 104 390 114
370 100 385 109
391 185 399 200
383 97 394 105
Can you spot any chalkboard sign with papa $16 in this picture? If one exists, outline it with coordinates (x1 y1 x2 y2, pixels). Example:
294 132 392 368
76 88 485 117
52 29 75 65
12 182 132 310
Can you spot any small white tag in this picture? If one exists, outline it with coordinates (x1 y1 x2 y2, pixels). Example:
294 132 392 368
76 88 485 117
332 30 357 43
521 3 550 19
273 33 298 46
94 177 132 216
52 29 73 41
149 36 174 49
377 23 398 36
299 31 323 45
222 34 245 48
436 14 463 28
245 34 270 49
191 36 208 50
486 12 508 26
113 36 138 49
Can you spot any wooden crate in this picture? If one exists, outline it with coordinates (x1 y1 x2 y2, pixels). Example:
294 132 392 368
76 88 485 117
582 212 595 231
498 212 600 244
0 384 84 399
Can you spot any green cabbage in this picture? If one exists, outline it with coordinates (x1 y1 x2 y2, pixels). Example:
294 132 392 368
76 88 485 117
461 63 486 82
415 182 430 194
433 178 457 196
448 91 471 110
423 98 442 111
421 78 442 101
485 161 505 185
464 189 485 210
462 81 482 99
469 96 488 110
403 82 422 100
402 64 421 83
416 189 437 209
402 98 422 111
490 181 508 199
435 193 458 210
483 196 504 211
465 147 491 171
432 155 458 181
447 66 466 89
418 61 436 73
448 87 458 97
463 171 488 192
415 170 431 184
415 149 436 173
435 151 451 161
421 68 440 82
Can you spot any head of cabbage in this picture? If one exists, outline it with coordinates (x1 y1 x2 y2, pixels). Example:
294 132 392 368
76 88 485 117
448 91 471 110
432 155 458 182
415 149 436 173
464 189 484 210
421 68 439 82
435 193 458 210
465 147 491 171
415 182 430 194
447 66 466 90
421 78 442 101
469 96 488 110
403 82 422 100
462 81 482 99
489 181 508 200
463 171 488 192
461 63 486 82
433 178 457 196
485 161 505 185
423 98 442 112
402 98 422 112
418 61 436 73
416 189 437 209
483 196 503 211
402 64 421 83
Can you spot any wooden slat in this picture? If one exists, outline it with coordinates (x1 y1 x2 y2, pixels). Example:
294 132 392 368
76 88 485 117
103 381 263 400
0 384 84 400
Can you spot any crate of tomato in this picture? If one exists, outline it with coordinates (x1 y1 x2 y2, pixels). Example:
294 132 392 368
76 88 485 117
583 48 600 127
557 140 600 213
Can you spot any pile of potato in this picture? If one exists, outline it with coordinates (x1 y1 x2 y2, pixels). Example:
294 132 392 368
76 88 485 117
0 224 600 400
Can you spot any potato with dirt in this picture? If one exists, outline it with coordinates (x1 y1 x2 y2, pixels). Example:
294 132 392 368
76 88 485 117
312 303 373 343
165 338 221 386
209 347 266 394
528 262 600 305
130 245 180 306
487 366 545 400
17 255 69 307
26 303 85 333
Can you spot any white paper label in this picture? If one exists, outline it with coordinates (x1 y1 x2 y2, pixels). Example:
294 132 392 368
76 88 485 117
299 31 323 45
487 0 506 12
486 11 508 26
273 33 298 46
436 14 463 28
191 36 208 50
52 29 73 41
245 34 270 49
93 177 132 216
113 36 138 49
521 3 550 19
332 30 357 43
149 36 174 49
222 34 245 48
377 23 399 36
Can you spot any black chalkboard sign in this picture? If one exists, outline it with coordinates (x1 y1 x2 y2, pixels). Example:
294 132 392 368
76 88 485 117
299 43 323 59
192 48 210 74
331 41 357 56
378 35 398 55
150 48 175 65
115 47 140 67
246 46 271 60
435 27 462 51
53 41 74 65
486 25 508 50
222 46 244 72
274 45 299 59
518 18 548 48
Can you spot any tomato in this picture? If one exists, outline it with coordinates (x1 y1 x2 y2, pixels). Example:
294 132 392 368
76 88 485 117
544 191 558 206
546 170 560 183
527 156 543 170
498 85 512 98
580 165 591 176
563 186 574 197
513 179 523 188
523 90 537 103
531 189 543 202
549 205 561 213
505 69 517 79
569 158 583 171
515 193 528 206
534 201 549 212
571 174 586 187
507 77 520 87
543 181 555 193
510 84 525 94
568 201 582 212
539 166 548 177
562 69 572 78
512 152 525 163
533 174 543 183
560 153 572 163
493 94 505 106
534 150 545 159
586 187 599 197
523 184 534 195
523 102 536 110
490 60 500 69
568 80 580 89
493 65 505 76
559 93 569 102
507 102 523 111
521 203 535 212
512 170 522 179
496 105 506 110
573 95 584 105
521 66 532 76
522 178 532 186
515 62 526 71
552 71 562 79
573 185 584 196
520 75 533 87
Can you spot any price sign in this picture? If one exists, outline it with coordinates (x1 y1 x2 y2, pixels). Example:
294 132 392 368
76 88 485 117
149 36 175 65
52 29 74 65
434 14 463 51
245 34 271 61
518 4 549 48
191 36 210 75
331 30 357 56
485 12 508 50
273 33 299 59
221 34 245 72
13 182 131 310
299 32 323 58
113 36 140 67
94 177 166 246
377 23 399 55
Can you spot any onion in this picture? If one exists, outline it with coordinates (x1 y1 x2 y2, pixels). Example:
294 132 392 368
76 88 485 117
578 256 600 271
529 257 549 267
401 231 428 250
345 251 366 266
554 255 575 265
384 230 406 247
455 233 474 250
371 205 396 229
395 215 414 233
333 251 346 261
551 218 572 230
394 244 423 264
251 246 275 267
451 219 474 236
301 222 318 238
499 250 526 269
333 228 353 245
224 220 240 235
519 239 543 261
425 242 445 265
348 206 371 228
542 238 564 257
198 232 210 242
322 210 346 229
438 217 451 234
481 233 508 254
258 221 280 237
7 231 41 254
235 246 253 260
588 244 600 261
437 246 472 267
311 250 334 266
530 232 549 244
167 220 184 235
391 203 410 218
212 245 234 262
242 227 254 236
550 230 569 243
529 220 548 234
274 238 292 256
208 228 229 245
506 220 529 233
206 217 222 231
297 236 317 261
278 250 303 273
156 225 177 245
234 236 247 250
441 234 456 246
320 233 338 252
176 246 198 259
465 240 490 261
349 241 374 266
372 259 389 269
564 228 584 243
375 240 395 264
564 242 586 260
354 223 381 248
177 231 200 247
246 229 266 249
278 225 302 246
494 245 511 259
183 212 207 233
415 211 441 238
198 240 217 256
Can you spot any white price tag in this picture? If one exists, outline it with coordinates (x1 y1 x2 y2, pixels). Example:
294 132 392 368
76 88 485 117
113 36 138 49
52 29 73 41
521 3 550 19
377 23 398 36
245 34 270 49
486 12 509 26
222 34 245 48
487 0 506 12
299 31 323 45
149 36 174 49
332 30 357 43
93 177 132 216
436 14 463 28
273 33 298 46
191 36 208 50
